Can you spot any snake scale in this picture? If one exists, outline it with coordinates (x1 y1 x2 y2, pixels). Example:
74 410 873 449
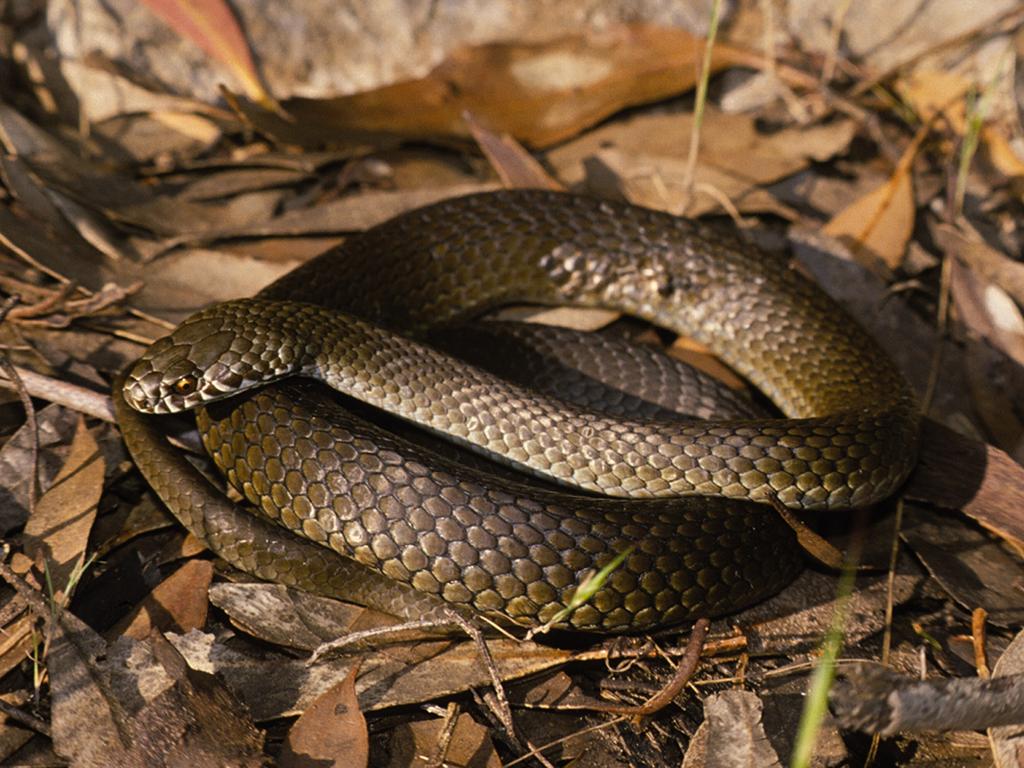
118 189 919 632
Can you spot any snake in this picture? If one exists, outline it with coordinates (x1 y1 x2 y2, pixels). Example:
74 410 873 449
117 189 919 632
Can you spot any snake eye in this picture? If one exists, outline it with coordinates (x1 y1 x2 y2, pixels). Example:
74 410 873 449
173 375 198 396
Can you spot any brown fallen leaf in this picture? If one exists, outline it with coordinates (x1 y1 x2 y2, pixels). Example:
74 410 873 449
465 112 563 191
11 415 104 596
229 25 747 150
896 69 971 135
386 711 500 768
547 109 854 216
669 337 748 391
822 127 925 272
279 664 368 768
733 561 925 656
0 104 263 238
112 559 214 640
896 67 1024 204
175 166 309 202
133 247 300 322
950 257 1024 369
44 587 267 768
963 340 1024 459
933 222 1024 309
170 181 499 250
900 505 1024 627
490 305 620 332
0 403 79 535
168 630 576 721
208 582 404 652
989 629 1024 766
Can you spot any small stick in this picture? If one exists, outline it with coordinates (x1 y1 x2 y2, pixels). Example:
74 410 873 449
0 365 115 422
424 702 460 768
588 618 710 717
0 697 51 737
833 665 1024 735
444 610 518 744
971 608 990 679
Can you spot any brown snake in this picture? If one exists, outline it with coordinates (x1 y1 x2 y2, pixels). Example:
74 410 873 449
117 189 919 631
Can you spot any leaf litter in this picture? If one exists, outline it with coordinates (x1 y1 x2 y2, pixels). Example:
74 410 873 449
1 1 1024 765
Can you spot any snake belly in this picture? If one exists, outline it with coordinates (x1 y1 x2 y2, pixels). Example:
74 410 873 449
121 189 920 630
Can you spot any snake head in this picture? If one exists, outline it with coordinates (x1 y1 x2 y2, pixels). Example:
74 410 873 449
123 300 318 413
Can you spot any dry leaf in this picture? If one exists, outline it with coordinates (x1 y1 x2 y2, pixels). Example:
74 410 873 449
386 712 500 768
548 109 854 216
48 607 136 765
896 70 971 130
900 505 1024 627
490 305 620 332
0 403 79 535
982 126 1024 179
13 416 104 596
48 606 266 766
933 222 1024 307
950 257 1024 368
701 691 782 768
208 582 399 652
897 69 1024 187
280 665 368 768
465 112 562 190
735 565 925 655
169 182 500 252
112 559 214 640
169 630 576 720
231 25 745 149
0 614 35 681
138 0 270 107
669 337 748 391
823 140 918 272
989 630 1024 766
133 247 300 322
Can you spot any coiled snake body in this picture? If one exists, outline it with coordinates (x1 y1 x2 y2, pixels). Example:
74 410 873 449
118 190 919 632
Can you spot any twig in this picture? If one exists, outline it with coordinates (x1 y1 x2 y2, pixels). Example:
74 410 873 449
308 618 466 664
821 0 853 84
833 666 1024 735
424 702 460 768
0 365 115 422
307 608 518 743
0 297 39 519
971 608 990 679
767 494 846 569
0 697 50 737
587 618 710 717
444 610 518 744
503 716 629 767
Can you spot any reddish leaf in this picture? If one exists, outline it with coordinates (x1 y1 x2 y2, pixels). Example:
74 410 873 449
112 559 214 640
138 0 270 106
280 664 368 768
